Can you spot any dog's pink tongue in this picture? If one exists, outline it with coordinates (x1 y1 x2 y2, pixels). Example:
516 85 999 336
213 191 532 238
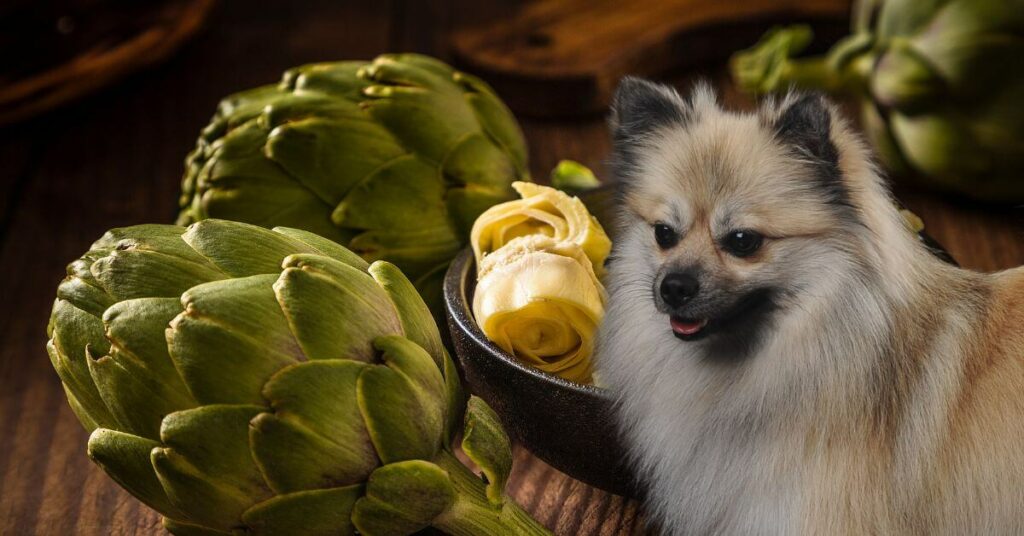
671 317 707 336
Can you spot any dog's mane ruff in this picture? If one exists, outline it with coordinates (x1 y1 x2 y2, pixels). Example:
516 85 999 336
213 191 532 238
597 84 1006 534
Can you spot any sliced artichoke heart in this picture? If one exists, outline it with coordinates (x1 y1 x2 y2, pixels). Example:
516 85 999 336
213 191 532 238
473 236 605 383
471 182 611 276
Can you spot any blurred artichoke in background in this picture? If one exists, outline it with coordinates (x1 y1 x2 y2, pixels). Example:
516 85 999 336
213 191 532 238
731 0 1024 202
47 220 550 535
178 54 530 311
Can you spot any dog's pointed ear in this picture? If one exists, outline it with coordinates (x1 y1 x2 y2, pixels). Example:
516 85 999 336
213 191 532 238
774 93 840 172
610 77 687 142
609 77 688 185
773 93 846 203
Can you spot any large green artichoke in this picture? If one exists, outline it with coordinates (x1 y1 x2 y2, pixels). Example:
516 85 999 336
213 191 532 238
730 0 1024 202
47 219 549 536
177 54 529 310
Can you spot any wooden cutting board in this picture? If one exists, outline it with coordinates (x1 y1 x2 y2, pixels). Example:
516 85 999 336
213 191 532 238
451 0 851 116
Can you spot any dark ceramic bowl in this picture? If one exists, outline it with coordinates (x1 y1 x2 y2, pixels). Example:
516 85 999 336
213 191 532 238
444 247 637 497
442 186 953 499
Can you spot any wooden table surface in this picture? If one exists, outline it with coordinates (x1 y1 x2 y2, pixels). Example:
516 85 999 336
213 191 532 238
0 2 1021 535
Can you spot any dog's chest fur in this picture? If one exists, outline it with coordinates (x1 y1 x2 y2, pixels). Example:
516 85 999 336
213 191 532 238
599 275 894 534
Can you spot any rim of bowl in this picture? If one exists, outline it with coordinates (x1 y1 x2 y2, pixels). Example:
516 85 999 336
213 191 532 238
444 247 612 400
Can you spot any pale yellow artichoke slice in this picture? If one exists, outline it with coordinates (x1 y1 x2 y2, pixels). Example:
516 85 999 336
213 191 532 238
471 182 611 276
473 236 605 384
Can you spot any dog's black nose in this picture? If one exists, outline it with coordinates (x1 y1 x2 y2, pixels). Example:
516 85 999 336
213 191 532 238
660 273 699 307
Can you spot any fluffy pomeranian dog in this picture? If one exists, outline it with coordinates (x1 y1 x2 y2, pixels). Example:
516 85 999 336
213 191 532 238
596 77 1024 535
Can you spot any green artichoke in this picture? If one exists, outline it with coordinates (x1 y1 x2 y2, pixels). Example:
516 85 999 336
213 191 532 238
47 219 549 536
730 0 1024 202
177 54 530 311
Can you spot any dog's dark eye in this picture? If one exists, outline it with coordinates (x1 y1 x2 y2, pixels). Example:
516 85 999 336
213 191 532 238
653 223 678 249
722 230 763 257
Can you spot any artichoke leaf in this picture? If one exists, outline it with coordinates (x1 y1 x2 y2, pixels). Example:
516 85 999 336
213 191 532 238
62 384 100 432
47 302 116 428
331 156 449 231
88 352 191 441
442 350 466 441
55 277 114 318
351 460 456 536
275 255 403 362
456 71 529 173
889 110 989 183
87 428 184 519
376 53 459 80
102 297 193 398
346 227 460 282
214 85 284 128
266 116 407 205
90 224 211 264
250 360 378 494
871 40 943 112
154 405 272 530
195 173 349 245
461 396 513 506
358 336 447 464
285 62 369 100
241 485 363 536
359 79 479 165
181 220 321 278
91 248 226 302
163 517 234 536
272 226 370 270
360 54 459 91
368 261 446 365
169 275 302 405
443 133 519 193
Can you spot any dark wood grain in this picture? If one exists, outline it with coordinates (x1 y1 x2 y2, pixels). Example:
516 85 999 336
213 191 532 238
451 0 851 116
0 2 1021 536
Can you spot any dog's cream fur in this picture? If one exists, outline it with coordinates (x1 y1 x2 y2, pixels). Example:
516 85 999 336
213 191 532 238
597 80 1024 535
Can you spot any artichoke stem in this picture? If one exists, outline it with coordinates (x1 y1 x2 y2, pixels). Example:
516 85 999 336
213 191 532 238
432 450 552 536
779 58 845 93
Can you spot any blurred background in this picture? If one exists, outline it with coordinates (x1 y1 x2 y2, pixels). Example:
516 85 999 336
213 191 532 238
1 1 1021 534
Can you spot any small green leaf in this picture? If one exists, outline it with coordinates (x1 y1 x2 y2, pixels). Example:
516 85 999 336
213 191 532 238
351 460 455 536
87 428 183 519
241 485 363 536
550 160 600 192
461 396 513 505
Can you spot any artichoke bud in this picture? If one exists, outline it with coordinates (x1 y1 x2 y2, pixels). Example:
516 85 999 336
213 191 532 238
177 54 530 312
49 220 549 535
871 39 943 113
824 32 874 79
731 0 1024 202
